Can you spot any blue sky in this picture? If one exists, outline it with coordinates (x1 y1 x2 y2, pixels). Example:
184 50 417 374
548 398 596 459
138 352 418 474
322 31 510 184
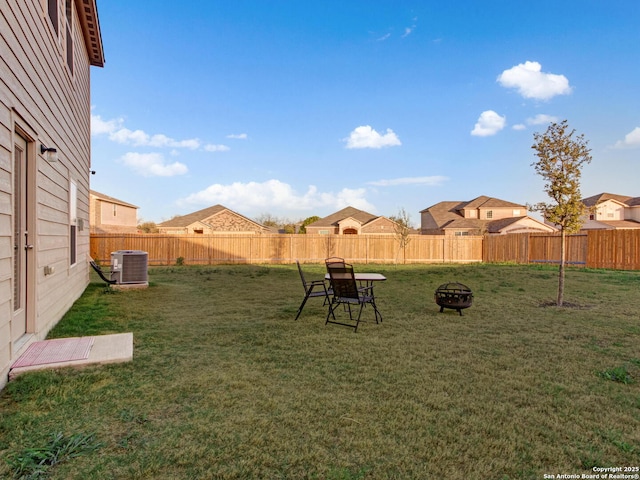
90 1 640 226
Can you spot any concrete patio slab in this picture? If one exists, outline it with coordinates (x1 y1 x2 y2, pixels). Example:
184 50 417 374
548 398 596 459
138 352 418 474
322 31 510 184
9 332 133 380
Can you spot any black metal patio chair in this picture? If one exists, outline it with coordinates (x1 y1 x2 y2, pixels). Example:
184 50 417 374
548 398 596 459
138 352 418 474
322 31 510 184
294 260 331 320
325 262 381 332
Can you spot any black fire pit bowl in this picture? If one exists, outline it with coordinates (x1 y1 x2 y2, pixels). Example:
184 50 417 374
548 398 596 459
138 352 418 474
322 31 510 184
434 282 473 316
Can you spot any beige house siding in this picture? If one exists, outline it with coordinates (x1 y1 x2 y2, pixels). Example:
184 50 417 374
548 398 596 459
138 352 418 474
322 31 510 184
361 217 396 234
0 0 103 390
90 191 139 234
579 194 640 230
477 206 524 220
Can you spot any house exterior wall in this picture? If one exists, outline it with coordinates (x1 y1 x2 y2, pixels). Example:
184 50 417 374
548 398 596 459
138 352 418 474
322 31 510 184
90 197 138 234
495 218 555 235
629 207 640 222
338 218 361 234
443 228 478 236
204 211 263 233
305 225 337 235
594 200 625 221
157 211 266 234
0 0 98 389
361 217 396 234
478 207 524 220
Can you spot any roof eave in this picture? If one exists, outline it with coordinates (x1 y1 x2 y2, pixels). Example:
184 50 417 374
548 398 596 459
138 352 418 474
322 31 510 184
76 0 105 67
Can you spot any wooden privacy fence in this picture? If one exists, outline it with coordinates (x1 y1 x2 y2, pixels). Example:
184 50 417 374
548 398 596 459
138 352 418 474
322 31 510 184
587 229 640 270
89 234 484 265
483 230 640 270
90 230 640 269
483 233 588 265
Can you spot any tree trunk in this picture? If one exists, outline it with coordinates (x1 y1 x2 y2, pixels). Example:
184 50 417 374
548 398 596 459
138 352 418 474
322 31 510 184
557 229 566 306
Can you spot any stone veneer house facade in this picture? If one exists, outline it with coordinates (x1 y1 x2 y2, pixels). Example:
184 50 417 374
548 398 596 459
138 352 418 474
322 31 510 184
579 193 640 230
421 196 556 235
157 205 270 234
0 0 104 389
89 190 139 234
305 206 402 235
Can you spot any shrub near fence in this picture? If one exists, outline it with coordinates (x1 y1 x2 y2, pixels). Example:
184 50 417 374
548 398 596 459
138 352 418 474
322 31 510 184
89 234 484 265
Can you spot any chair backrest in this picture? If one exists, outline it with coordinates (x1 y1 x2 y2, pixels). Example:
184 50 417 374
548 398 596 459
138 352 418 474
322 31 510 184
326 263 359 300
325 256 346 270
296 260 309 288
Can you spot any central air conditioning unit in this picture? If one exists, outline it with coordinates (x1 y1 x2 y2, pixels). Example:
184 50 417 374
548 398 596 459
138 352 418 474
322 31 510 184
110 250 148 284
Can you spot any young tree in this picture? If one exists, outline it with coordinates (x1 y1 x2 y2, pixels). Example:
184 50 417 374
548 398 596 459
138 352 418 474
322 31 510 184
390 208 413 264
530 120 592 306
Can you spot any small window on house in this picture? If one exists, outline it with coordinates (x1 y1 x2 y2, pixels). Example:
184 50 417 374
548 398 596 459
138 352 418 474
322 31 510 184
589 214 595 220
193 229 204 234
48 0 58 35
607 213 614 218
113 204 117 216
486 210 493 219
65 0 73 73
319 230 329 235
513 209 521 216
455 231 470 236
70 181 77 266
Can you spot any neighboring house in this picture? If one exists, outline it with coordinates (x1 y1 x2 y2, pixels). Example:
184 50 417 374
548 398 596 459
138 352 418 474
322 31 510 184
90 190 139 234
0 0 104 389
305 206 402 235
420 196 555 235
157 205 270 234
580 193 640 230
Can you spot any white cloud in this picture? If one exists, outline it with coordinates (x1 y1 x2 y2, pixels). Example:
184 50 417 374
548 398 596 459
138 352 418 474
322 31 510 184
226 133 248 140
368 176 448 187
527 114 559 125
471 110 506 137
377 33 391 42
179 179 375 212
344 125 401 149
613 127 640 149
91 114 123 135
120 152 188 177
91 113 224 152
512 114 559 131
497 61 572 100
402 17 417 37
204 144 231 152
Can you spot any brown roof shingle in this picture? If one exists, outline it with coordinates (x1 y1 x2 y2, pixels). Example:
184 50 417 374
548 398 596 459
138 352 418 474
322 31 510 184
307 206 379 228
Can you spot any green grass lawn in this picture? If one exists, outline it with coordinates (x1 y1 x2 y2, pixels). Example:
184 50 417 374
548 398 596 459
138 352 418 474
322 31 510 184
1 263 639 479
